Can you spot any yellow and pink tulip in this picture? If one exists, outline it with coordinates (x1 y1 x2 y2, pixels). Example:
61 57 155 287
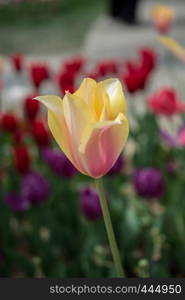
151 4 175 34
35 78 129 178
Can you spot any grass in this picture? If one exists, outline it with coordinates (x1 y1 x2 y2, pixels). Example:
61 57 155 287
0 0 106 54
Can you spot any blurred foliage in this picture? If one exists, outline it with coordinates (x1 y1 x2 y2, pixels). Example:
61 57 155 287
0 0 106 54
0 0 106 26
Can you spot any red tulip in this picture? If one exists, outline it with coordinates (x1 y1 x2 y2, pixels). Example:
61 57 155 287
123 72 141 93
63 57 85 75
97 60 118 77
31 120 50 147
124 60 140 73
85 71 99 80
0 113 19 132
148 88 184 116
24 94 40 121
14 146 30 174
30 63 50 89
139 47 157 72
11 53 24 72
122 50 156 94
57 70 75 94
123 66 149 93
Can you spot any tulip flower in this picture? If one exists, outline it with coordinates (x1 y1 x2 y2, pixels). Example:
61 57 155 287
21 171 50 205
14 146 31 174
97 60 118 77
151 5 175 34
29 63 50 90
24 94 40 122
35 78 129 178
57 69 75 95
148 88 185 116
36 77 129 277
0 113 19 132
139 47 157 72
11 53 24 73
42 147 78 178
85 70 100 81
31 120 50 147
123 65 149 93
63 57 85 75
80 187 103 221
133 168 164 199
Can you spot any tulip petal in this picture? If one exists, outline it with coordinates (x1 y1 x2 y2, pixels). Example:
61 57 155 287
152 5 175 20
61 92 97 174
36 95 94 176
79 113 129 177
74 77 97 104
75 77 111 120
98 78 127 119
35 95 73 161
63 92 95 142
35 95 63 114
95 81 111 120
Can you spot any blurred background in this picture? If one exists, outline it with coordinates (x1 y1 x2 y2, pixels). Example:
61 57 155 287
0 0 185 278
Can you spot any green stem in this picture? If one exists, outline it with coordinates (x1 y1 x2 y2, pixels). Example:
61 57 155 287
95 177 125 277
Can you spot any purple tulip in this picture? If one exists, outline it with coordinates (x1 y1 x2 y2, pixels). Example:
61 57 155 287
4 192 30 211
42 148 77 178
80 187 103 221
133 168 164 198
108 155 124 175
21 171 50 205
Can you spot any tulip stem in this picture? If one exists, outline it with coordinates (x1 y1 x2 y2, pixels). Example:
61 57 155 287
95 177 125 277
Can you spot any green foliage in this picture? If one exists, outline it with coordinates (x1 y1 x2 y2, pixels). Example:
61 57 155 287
0 0 106 27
